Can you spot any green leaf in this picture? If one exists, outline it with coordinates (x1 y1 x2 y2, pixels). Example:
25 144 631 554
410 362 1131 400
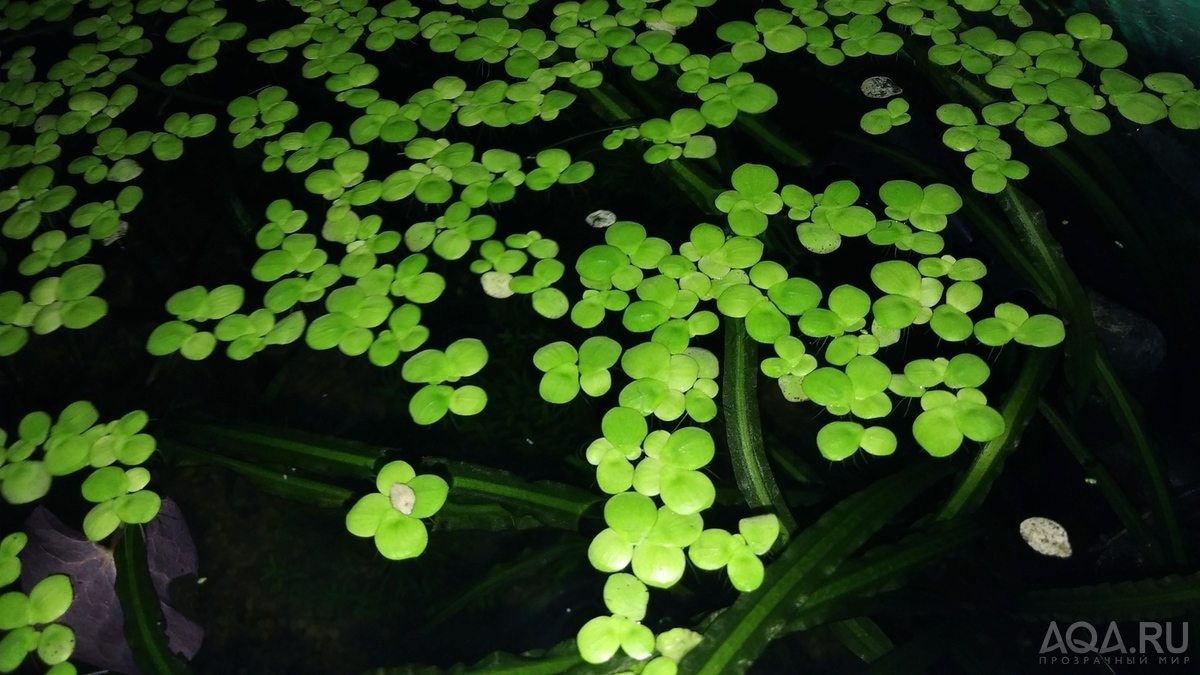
729 82 777 114
37 623 75 665
681 465 949 674
114 524 193 674
816 421 863 461
405 473 448 519
730 163 778 198
1014 314 1066 347
3 208 41 239
147 321 196 356
0 461 52 504
449 385 487 416
870 260 921 298
913 407 961 457
602 407 648 449
659 427 714 470
1018 571 1200 622
43 436 90 476
51 264 100 302
409 384 453 425
114 489 161 524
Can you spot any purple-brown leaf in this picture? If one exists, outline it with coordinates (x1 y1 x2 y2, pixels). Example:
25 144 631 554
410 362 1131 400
20 499 203 674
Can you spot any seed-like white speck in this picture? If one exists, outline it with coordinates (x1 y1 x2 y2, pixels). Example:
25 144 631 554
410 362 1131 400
644 19 677 35
389 483 416 515
480 271 514 298
102 221 129 246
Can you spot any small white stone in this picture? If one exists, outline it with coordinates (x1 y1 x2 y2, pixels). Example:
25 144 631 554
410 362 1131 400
389 483 416 515
861 76 902 99
586 209 616 228
1019 517 1072 558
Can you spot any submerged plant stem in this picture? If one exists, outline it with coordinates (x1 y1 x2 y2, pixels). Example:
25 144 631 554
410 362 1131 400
1093 353 1188 566
939 348 1054 521
723 317 797 540
1037 397 1162 565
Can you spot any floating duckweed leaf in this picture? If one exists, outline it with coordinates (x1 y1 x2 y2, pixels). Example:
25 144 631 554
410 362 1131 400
930 305 973 341
1115 92 1167 124
56 264 104 301
870 260 921 298
943 353 990 388
801 367 853 409
113 489 161 524
1 461 52 504
913 407 961 457
407 384 453 426
744 300 789 343
577 244 629 283
603 573 648 621
715 284 761 318
955 400 1005 441
860 426 897 456
766 277 821 315
1014 314 1066 347
873 291 916 329
179 331 216 360
816 421 863 461
1080 38 1127 68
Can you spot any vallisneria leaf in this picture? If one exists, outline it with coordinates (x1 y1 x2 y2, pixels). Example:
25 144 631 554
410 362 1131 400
681 466 950 674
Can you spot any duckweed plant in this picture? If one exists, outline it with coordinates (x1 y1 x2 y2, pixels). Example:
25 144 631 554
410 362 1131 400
1 0 1197 673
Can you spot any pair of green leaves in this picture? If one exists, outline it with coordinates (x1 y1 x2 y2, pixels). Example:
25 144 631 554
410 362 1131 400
400 338 489 425
0 572 75 670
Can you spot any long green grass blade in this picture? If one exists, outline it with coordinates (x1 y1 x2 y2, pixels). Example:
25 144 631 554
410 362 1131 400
1093 353 1187 565
365 640 645 675
785 521 980 633
680 464 951 675
366 639 598 675
162 419 382 479
426 458 599 530
1017 572 1200 621
159 439 353 507
995 186 1097 400
424 540 584 631
1037 398 1160 564
865 624 956 675
723 317 797 540
829 617 894 663
939 348 1054 521
114 526 193 675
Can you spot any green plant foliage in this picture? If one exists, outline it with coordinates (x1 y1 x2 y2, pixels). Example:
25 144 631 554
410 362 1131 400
860 97 910 135
687 514 780 591
534 336 622 404
5 0 1176 671
682 466 950 674
1 401 157 517
346 460 448 560
398 339 490 425
588 493 706 589
0 400 160 675
0 572 75 671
